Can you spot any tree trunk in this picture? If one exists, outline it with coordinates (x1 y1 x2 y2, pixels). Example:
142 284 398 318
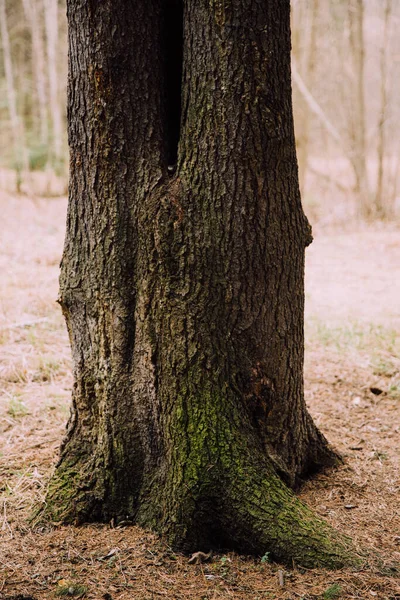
46 0 359 568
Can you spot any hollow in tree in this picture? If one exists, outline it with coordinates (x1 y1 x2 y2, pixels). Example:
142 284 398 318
46 0 360 568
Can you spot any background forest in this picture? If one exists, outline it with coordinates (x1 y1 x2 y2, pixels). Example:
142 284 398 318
1 0 400 221
0 1 399 599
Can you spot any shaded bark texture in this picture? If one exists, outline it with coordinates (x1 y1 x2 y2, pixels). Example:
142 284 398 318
47 0 359 568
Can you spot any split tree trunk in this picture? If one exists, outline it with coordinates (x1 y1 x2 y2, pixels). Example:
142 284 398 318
46 0 359 568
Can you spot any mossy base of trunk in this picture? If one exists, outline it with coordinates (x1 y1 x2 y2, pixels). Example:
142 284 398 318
41 393 363 570
41 456 362 570
135 437 362 569
40 466 92 524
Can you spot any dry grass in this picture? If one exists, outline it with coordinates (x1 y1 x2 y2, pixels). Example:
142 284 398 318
0 190 399 599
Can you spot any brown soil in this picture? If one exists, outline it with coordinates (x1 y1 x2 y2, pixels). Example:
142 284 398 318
0 192 399 599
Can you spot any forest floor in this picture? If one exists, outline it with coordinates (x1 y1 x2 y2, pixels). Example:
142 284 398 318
0 190 399 600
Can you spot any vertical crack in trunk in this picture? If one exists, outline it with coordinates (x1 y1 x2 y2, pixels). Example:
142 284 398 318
163 0 183 172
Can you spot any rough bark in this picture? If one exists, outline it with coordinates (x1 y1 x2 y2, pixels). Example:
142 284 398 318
45 0 360 568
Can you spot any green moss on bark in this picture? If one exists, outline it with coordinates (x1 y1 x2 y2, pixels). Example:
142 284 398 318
133 377 363 569
36 466 81 524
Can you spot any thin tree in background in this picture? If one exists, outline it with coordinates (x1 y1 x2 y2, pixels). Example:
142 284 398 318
375 0 391 218
291 0 400 221
44 0 63 170
295 0 318 195
348 0 371 218
22 0 48 150
0 0 28 190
